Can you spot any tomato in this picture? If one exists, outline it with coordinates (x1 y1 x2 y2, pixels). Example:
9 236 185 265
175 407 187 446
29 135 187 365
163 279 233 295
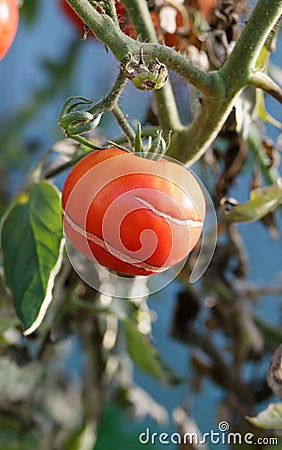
62 149 205 276
198 0 217 21
0 0 19 60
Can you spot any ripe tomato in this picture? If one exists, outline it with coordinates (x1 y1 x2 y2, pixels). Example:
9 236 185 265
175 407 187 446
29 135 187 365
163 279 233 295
198 0 217 21
0 0 19 60
62 149 205 276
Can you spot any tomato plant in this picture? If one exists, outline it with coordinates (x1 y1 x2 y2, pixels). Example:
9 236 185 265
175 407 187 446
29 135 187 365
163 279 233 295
62 148 205 276
58 0 135 37
198 0 217 21
0 0 19 60
2 0 282 447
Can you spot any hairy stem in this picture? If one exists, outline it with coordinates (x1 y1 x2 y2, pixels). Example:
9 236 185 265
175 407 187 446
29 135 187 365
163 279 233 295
89 69 127 114
111 104 136 146
66 0 212 95
169 0 282 164
121 0 182 130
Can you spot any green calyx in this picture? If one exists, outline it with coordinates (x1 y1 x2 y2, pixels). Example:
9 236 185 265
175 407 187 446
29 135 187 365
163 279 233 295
134 123 171 160
121 48 168 91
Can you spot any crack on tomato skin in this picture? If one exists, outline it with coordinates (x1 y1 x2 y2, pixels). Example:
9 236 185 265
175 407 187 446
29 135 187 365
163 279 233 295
134 196 203 227
62 209 167 273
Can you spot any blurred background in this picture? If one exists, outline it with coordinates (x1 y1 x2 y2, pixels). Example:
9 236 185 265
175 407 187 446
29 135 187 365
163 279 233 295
0 1 282 449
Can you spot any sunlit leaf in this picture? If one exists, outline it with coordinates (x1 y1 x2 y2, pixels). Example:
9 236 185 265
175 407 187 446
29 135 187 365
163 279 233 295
247 403 282 429
1 181 64 335
122 319 180 385
220 179 282 222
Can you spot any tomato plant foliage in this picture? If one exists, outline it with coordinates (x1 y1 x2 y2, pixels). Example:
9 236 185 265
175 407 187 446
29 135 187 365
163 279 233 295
1 0 282 448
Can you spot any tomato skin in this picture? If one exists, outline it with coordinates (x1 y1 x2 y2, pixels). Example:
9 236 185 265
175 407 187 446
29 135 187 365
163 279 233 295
198 0 217 21
62 149 205 276
0 0 19 60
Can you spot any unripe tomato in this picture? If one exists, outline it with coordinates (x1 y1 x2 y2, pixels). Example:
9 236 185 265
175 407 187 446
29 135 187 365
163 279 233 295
62 149 205 276
0 0 19 60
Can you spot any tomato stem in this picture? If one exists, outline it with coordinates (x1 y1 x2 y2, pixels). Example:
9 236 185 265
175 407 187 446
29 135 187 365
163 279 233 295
111 104 136 147
88 70 127 114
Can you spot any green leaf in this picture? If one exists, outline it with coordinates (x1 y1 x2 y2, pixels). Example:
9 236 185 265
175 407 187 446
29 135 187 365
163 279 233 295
1 181 63 335
220 178 282 222
122 319 180 385
247 403 282 429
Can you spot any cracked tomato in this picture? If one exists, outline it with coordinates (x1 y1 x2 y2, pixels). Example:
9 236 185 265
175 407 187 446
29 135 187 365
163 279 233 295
62 149 205 276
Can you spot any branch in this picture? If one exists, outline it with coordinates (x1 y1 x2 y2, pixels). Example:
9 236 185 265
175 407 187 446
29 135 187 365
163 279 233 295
169 0 282 164
121 0 182 130
65 0 212 96
111 104 136 146
66 0 282 165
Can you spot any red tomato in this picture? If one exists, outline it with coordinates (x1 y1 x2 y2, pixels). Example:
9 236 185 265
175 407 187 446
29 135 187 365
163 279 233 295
62 149 205 276
198 0 217 21
0 0 19 60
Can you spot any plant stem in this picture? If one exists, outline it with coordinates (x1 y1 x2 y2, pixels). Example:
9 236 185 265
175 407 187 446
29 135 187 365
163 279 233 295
89 70 127 114
66 0 212 95
121 0 182 130
111 104 136 147
169 0 282 164
66 0 282 165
